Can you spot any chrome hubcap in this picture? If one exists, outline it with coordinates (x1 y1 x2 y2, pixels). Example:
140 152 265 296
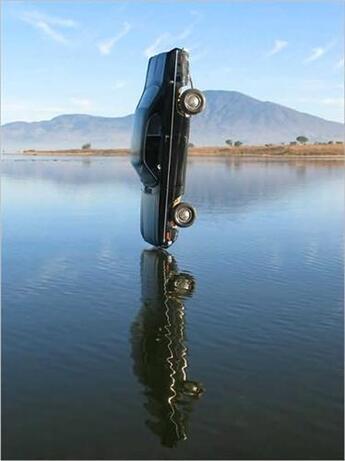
176 207 192 224
185 93 201 111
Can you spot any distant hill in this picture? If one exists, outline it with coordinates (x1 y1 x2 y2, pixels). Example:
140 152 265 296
1 90 343 151
193 91 343 145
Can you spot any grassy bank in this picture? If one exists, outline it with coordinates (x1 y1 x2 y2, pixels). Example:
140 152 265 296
23 143 344 158
23 148 129 156
189 143 344 157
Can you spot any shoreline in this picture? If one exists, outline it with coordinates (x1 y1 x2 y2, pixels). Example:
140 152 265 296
20 144 344 159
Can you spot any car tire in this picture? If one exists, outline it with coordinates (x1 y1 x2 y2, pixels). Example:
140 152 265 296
179 89 205 116
172 202 196 227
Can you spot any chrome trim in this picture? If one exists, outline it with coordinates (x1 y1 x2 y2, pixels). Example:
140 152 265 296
162 49 179 242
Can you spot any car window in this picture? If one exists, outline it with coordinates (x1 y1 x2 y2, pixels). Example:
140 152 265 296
145 54 166 87
144 113 162 182
137 54 166 109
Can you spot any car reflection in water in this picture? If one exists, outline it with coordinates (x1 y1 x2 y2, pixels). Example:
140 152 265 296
131 249 204 447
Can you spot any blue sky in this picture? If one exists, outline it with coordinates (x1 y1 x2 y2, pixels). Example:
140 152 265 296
2 1 344 124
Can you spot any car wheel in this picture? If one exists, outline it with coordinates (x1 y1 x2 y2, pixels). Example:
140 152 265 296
179 89 205 116
172 202 196 227
168 272 195 296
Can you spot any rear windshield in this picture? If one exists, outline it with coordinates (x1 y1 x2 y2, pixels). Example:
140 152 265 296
145 54 166 88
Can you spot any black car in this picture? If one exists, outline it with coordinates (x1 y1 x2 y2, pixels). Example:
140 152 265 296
131 48 205 247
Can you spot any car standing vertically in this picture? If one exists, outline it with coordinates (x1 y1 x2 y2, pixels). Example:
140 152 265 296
131 48 205 247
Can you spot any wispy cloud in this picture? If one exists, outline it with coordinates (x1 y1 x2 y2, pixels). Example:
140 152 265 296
189 9 203 26
335 58 344 69
70 97 92 111
21 11 78 28
144 10 203 58
304 41 336 63
176 26 193 41
35 22 68 44
112 80 127 90
3 96 94 122
144 33 171 58
175 10 202 41
305 47 326 63
20 11 78 44
320 97 344 108
267 39 288 56
98 22 131 55
2 101 69 123
144 33 204 59
296 96 344 108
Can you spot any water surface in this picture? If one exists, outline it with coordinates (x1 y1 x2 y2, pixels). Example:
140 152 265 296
2 157 344 459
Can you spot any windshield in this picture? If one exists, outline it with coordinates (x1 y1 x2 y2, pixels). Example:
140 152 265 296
145 53 166 88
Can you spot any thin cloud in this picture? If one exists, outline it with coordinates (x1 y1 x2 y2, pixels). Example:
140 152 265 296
70 97 92 111
295 96 344 108
144 33 170 58
335 58 344 69
35 21 68 44
267 39 288 56
20 10 78 44
22 11 78 28
175 10 202 41
320 97 344 108
190 10 203 22
144 11 202 58
112 80 127 90
176 26 193 41
304 41 336 63
98 22 131 56
3 97 95 122
2 101 69 123
305 47 326 63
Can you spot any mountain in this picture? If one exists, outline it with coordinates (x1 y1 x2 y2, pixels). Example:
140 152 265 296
1 90 343 151
193 91 343 145
1 114 133 152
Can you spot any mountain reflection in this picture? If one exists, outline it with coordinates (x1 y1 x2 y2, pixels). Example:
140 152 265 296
130 249 204 447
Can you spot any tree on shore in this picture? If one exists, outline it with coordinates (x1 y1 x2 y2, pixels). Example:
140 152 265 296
188 142 194 148
225 139 233 146
82 143 91 150
234 140 242 147
296 136 308 144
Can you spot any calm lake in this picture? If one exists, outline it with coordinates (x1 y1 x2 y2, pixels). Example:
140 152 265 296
2 156 344 460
